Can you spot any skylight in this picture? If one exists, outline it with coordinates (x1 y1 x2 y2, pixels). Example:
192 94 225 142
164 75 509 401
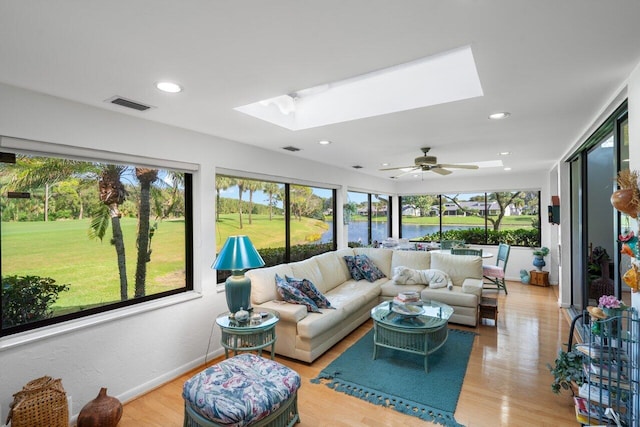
235 45 483 130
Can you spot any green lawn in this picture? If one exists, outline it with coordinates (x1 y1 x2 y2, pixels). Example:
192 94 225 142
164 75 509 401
215 213 329 249
2 218 185 311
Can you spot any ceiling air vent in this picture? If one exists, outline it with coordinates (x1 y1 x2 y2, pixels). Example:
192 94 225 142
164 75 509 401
282 146 301 152
106 96 152 111
352 165 363 169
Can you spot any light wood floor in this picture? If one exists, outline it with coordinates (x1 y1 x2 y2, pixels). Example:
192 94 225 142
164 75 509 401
118 282 577 426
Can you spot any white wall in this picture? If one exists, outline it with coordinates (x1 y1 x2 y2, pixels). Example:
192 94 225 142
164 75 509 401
0 82 398 420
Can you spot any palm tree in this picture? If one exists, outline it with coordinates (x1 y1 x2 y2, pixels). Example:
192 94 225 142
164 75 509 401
262 182 280 220
236 179 246 229
93 165 129 300
134 168 158 298
5 156 93 221
245 179 262 225
215 176 235 222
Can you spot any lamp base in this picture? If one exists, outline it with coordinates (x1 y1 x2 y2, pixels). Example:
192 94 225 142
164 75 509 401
225 273 251 314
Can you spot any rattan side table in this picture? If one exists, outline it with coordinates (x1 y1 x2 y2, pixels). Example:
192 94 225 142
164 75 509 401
216 310 279 359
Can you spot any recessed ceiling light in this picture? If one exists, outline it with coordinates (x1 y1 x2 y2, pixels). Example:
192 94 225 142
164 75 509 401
504 167 512 171
489 112 510 120
156 81 182 93
381 162 390 167
318 140 332 145
498 151 511 156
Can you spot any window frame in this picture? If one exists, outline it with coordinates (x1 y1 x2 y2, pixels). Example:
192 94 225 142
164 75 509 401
0 140 194 337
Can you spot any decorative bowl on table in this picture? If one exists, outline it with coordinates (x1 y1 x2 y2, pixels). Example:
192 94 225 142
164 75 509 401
391 303 424 317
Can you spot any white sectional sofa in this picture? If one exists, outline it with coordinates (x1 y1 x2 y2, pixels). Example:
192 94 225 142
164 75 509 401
245 247 483 363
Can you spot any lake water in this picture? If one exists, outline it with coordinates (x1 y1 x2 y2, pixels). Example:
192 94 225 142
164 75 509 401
318 222 474 243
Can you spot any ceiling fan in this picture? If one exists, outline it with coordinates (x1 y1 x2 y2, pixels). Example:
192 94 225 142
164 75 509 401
380 147 479 177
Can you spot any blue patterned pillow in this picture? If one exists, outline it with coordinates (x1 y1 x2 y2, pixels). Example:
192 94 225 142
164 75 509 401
354 254 386 282
275 274 321 312
344 256 364 281
285 275 334 309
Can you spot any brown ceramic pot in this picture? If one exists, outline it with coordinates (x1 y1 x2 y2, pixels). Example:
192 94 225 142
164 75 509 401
77 388 123 427
611 188 638 218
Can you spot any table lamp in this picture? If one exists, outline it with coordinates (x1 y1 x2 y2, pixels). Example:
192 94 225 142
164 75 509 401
212 235 265 314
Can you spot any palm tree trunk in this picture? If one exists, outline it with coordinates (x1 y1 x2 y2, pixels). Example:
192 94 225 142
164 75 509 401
109 206 128 301
135 180 152 298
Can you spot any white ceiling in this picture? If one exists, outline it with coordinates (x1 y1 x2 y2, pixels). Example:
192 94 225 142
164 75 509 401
2 1 640 181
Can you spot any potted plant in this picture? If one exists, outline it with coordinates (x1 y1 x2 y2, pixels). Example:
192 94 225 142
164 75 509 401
547 348 585 395
532 246 549 271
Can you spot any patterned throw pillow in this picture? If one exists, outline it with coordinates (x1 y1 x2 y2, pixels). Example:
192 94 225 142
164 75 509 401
275 274 321 312
354 254 386 282
343 256 364 281
285 276 334 309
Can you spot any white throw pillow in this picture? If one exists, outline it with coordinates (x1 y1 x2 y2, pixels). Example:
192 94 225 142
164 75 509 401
423 269 452 289
392 266 452 289
392 266 423 285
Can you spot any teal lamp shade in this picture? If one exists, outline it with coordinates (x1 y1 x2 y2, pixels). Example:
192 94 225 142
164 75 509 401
212 236 265 314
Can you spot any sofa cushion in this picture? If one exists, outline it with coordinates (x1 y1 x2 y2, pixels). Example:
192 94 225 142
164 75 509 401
247 264 294 305
353 248 393 277
275 274 321 313
313 249 353 292
354 254 386 282
289 258 324 288
380 281 426 298
285 275 333 309
391 250 431 271
421 286 478 308
430 252 483 286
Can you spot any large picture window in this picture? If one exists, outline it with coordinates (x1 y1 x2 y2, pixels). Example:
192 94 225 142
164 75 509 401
399 191 540 246
346 191 391 247
215 174 336 279
1 151 192 336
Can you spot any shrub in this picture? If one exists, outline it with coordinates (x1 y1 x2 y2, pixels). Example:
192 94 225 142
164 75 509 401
413 227 539 247
2 275 70 327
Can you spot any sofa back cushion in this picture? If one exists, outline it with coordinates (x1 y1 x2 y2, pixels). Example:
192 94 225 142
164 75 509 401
391 250 431 271
430 252 482 286
246 264 294 305
353 248 393 277
312 249 354 292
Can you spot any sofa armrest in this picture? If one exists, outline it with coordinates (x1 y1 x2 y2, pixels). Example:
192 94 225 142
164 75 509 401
461 278 483 299
255 300 308 323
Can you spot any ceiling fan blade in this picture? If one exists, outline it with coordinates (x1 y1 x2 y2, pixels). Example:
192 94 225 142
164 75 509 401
430 167 452 175
391 167 420 178
436 163 479 170
379 165 416 171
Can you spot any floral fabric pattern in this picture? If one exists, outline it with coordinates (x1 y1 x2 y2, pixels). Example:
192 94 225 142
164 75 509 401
182 353 301 426
285 275 334 309
354 254 386 282
275 274 321 312
344 256 364 280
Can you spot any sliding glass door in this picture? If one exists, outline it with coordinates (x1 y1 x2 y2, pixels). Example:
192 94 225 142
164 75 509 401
569 103 628 311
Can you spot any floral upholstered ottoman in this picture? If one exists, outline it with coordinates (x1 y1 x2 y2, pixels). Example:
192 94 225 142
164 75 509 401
182 353 301 427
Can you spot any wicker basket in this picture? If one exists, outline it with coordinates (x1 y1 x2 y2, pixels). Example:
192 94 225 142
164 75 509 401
6 376 69 427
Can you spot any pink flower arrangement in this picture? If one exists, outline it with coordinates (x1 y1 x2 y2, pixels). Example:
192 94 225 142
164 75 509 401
598 295 624 309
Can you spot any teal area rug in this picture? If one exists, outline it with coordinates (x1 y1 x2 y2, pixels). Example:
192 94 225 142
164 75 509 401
311 328 476 427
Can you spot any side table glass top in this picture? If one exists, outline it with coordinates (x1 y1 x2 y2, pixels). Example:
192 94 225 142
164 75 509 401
371 300 453 329
216 309 279 330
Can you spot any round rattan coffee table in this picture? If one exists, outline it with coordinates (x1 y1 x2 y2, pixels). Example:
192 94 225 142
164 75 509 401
370 300 453 373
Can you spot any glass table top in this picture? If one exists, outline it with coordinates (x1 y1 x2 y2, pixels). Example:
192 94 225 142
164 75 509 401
371 300 453 329
216 309 279 330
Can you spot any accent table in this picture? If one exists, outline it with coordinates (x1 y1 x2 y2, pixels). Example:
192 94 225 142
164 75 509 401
216 310 279 359
370 300 453 373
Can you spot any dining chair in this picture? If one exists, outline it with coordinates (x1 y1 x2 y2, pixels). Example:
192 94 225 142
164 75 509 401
440 240 465 250
451 248 483 257
483 243 510 294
